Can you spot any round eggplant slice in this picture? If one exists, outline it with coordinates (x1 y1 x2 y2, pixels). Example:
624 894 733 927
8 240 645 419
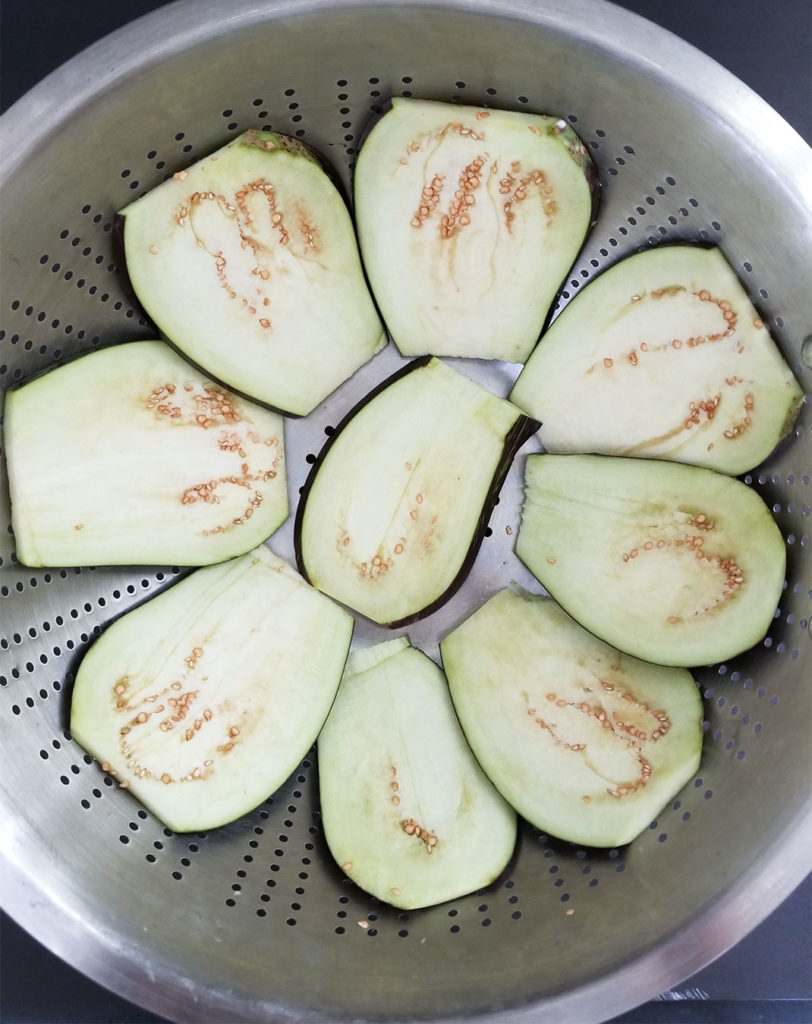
70 545 354 833
318 637 517 909
510 245 803 475
4 340 288 567
294 356 538 627
354 97 597 362
516 454 786 667
119 130 386 416
440 588 703 848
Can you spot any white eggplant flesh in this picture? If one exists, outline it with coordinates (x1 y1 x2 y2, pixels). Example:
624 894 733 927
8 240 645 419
318 637 517 909
295 356 538 627
70 545 353 832
510 245 803 474
441 588 703 848
354 97 596 362
516 454 786 667
5 340 288 567
120 130 386 416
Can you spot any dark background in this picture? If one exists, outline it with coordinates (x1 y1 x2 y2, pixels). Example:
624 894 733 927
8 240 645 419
1 1 810 1022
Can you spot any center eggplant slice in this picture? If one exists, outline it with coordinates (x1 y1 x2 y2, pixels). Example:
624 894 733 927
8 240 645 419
70 545 354 833
4 340 288 567
119 129 386 416
318 637 517 909
354 97 597 362
294 356 539 627
516 454 786 667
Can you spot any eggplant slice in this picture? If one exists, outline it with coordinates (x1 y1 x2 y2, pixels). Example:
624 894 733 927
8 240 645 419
441 588 703 848
70 545 354 833
295 356 538 627
119 130 386 416
516 454 786 667
5 340 288 567
318 637 517 909
354 97 597 362
510 245 803 474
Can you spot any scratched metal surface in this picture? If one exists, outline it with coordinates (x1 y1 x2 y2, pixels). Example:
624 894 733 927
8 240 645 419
1 1 811 1022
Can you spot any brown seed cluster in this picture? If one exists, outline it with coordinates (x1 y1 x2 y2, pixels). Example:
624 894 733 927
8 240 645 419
620 514 746 615
410 173 445 228
401 121 485 166
500 165 556 231
605 756 652 799
347 486 436 581
683 394 721 431
528 680 671 800
170 176 321 336
145 379 281 534
440 155 486 239
147 382 240 427
402 817 438 853
724 391 755 440
109 664 221 786
603 286 742 379
405 120 556 238
389 764 401 808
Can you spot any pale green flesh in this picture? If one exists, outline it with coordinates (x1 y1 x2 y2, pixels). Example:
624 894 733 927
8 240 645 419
516 454 786 667
298 357 525 625
70 545 353 832
318 637 517 909
355 97 595 362
5 340 288 567
441 588 703 847
121 130 385 416
510 245 803 474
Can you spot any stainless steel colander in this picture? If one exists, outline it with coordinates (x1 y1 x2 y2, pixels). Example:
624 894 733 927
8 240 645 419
1 1 810 1021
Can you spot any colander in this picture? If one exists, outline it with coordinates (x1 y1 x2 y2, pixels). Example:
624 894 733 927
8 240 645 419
1 1 810 1022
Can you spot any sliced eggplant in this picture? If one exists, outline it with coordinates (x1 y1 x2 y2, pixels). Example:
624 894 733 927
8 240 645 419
5 340 288 567
516 454 785 667
354 97 597 362
294 356 538 627
441 588 703 848
70 545 353 832
318 637 516 909
510 245 803 474
119 130 386 416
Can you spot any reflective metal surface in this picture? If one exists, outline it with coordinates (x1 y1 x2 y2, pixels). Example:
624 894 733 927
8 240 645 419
1 1 810 1021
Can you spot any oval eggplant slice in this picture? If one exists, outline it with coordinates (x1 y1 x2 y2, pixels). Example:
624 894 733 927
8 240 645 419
4 340 288 567
119 130 386 416
70 545 354 832
510 245 803 474
354 97 597 362
294 356 538 627
516 454 785 667
440 588 703 848
318 637 516 909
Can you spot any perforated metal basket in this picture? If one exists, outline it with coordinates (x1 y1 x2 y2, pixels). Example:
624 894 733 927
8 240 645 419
1 1 810 1021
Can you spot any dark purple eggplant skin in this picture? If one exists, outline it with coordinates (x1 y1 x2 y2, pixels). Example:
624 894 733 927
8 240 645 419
293 356 540 629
